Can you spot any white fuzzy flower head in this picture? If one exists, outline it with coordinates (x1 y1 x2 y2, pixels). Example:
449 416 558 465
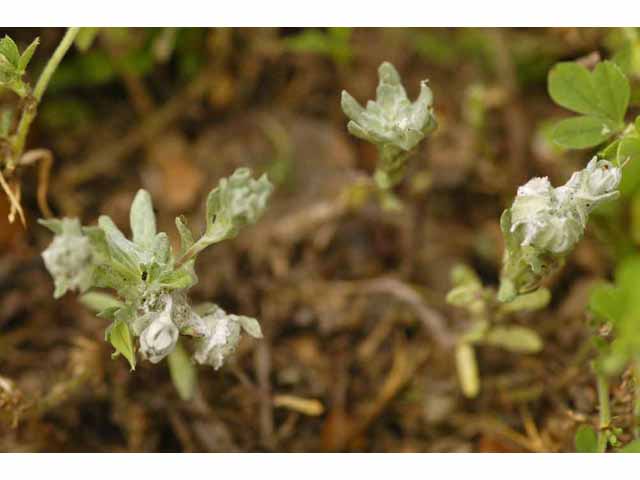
499 157 622 302
341 62 436 152
206 168 273 239
509 157 621 255
139 294 179 363
41 218 93 298
193 305 262 369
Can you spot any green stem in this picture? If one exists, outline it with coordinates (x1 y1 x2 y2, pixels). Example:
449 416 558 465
633 356 640 439
596 372 611 453
8 27 79 170
175 223 233 268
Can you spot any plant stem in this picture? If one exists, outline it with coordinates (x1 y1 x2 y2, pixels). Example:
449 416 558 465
596 372 611 453
633 356 640 439
8 27 79 171
175 223 233 268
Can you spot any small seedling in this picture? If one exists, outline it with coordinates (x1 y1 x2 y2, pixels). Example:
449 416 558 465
446 264 547 397
0 35 39 98
586 255 640 451
0 28 86 224
40 168 272 398
341 61 437 195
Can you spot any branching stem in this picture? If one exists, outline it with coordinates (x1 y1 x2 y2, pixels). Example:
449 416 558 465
596 372 611 453
7 27 79 171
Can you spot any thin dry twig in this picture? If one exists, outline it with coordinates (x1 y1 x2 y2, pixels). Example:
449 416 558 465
19 148 54 219
357 277 454 348
255 337 275 450
0 171 25 225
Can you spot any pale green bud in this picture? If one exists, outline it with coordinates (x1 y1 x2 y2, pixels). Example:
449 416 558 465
41 218 94 298
341 61 436 189
499 157 622 301
193 304 262 369
205 168 273 241
138 294 179 363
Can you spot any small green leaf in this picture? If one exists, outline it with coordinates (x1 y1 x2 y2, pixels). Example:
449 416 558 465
618 439 640 453
0 36 20 67
106 319 136 370
18 37 39 72
575 425 598 453
615 255 640 297
151 232 171 265
167 340 197 401
552 115 616 149
500 288 551 313
286 29 332 55
98 215 140 271
130 189 157 249
75 28 99 52
238 316 263 338
96 306 120 321
79 292 123 312
617 136 640 196
446 285 481 307
175 215 194 256
593 61 630 124
630 191 640 244
589 282 625 325
450 263 481 288
158 268 196 290
0 108 12 137
483 326 543 353
548 62 601 116
38 218 65 234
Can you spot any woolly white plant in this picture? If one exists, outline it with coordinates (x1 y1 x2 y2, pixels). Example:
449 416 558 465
341 61 437 190
41 168 272 380
498 157 622 302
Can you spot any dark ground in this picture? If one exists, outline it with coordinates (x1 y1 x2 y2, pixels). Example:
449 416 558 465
0 27 634 452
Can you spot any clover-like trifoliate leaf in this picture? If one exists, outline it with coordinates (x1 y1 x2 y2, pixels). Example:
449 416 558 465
548 61 630 150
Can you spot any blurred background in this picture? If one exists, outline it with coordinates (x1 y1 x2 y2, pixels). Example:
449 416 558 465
0 27 638 452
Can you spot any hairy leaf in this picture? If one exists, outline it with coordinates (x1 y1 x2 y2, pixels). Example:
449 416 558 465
106 318 136 370
167 340 197 401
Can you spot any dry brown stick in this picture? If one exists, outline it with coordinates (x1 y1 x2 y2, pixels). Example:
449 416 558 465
0 171 25 225
255 337 275 450
347 338 430 446
357 277 454 348
168 408 197 452
19 148 53 218
451 413 547 453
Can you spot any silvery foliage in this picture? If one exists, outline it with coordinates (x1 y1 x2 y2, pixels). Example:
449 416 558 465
499 157 622 302
40 168 272 370
341 61 437 189
192 304 263 370
41 218 93 298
